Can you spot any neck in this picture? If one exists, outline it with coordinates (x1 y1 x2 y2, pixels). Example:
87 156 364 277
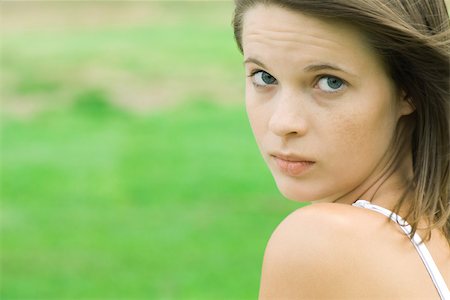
331 143 414 216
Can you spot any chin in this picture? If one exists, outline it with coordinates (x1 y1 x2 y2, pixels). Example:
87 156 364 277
274 177 333 203
274 178 319 203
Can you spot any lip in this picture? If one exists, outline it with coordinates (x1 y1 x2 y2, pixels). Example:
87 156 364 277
271 153 315 176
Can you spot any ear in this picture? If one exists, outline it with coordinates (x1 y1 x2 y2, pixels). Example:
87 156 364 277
398 90 415 117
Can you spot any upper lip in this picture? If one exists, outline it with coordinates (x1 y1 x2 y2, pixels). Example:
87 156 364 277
271 152 315 162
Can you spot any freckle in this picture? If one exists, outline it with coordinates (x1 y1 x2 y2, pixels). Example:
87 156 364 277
331 113 365 144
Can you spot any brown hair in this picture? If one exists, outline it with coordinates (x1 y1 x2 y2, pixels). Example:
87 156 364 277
233 0 450 245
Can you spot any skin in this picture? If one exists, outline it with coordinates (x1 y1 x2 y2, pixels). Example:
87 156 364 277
242 4 414 211
241 4 450 299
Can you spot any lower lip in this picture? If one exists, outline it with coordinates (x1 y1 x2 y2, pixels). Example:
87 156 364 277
273 156 314 176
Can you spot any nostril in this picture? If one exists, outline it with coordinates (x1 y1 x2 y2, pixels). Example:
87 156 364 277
268 94 308 137
269 115 307 137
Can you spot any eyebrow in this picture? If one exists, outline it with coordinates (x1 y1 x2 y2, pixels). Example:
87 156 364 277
244 57 268 69
304 63 346 73
244 57 356 77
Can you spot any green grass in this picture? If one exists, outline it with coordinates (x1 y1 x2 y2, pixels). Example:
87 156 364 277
1 96 304 299
1 2 307 299
1 4 242 101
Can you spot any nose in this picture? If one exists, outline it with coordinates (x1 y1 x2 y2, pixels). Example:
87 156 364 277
268 92 308 137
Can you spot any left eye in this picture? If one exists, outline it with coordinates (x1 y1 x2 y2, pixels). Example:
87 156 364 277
251 71 277 86
317 76 345 92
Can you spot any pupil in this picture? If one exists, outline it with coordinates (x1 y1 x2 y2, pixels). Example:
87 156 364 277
327 77 342 89
262 72 275 84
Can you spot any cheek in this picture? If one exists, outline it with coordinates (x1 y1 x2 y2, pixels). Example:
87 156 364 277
246 109 268 156
245 90 267 144
323 102 396 175
334 113 374 148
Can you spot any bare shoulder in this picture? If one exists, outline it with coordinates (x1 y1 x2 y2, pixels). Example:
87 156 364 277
258 203 417 299
262 202 387 257
259 203 368 299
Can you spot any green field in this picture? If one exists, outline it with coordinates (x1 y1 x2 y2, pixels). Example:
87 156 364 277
1 2 305 299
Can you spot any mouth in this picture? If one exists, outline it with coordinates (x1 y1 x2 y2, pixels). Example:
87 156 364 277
270 153 315 176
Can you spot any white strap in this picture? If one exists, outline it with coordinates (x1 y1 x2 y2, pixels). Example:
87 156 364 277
352 200 450 300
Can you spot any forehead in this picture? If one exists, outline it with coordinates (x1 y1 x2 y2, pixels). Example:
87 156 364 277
242 4 380 73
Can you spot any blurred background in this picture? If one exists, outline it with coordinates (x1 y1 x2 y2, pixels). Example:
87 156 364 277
0 1 303 299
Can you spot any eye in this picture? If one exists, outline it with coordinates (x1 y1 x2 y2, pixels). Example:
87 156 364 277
251 70 277 87
316 76 346 93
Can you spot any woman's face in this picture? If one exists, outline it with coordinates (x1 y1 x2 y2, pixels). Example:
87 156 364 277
242 5 412 204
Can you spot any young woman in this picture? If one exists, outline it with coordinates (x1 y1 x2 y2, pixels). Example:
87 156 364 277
232 0 449 298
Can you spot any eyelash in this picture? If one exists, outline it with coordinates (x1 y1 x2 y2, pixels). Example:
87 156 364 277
247 69 263 78
247 69 348 92
315 76 347 94
247 69 275 88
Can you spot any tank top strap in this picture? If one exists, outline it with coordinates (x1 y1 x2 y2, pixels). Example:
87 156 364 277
352 200 450 300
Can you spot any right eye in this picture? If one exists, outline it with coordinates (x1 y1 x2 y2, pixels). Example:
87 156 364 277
251 70 277 87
